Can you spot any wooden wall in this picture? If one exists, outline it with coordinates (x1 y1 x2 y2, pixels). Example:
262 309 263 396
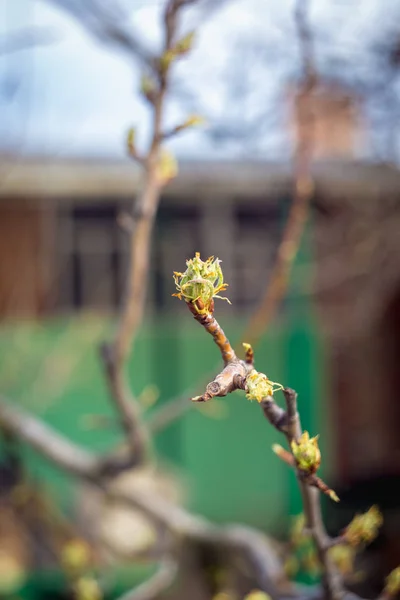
0 200 54 319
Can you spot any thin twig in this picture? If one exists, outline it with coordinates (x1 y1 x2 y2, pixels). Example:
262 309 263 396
100 342 151 469
0 400 99 478
186 300 237 365
191 359 251 403
268 388 344 600
185 303 253 402
261 397 289 434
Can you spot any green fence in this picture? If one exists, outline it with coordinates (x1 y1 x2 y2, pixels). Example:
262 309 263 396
0 305 325 535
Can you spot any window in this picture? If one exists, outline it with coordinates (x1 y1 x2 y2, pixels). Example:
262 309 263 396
233 200 282 310
152 204 201 311
55 200 201 314
56 202 128 312
54 196 286 314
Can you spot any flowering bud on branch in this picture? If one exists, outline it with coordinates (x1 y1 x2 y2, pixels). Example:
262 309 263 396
183 114 206 128
156 148 178 184
127 127 136 152
61 539 92 577
245 369 283 402
126 127 144 164
140 73 157 103
174 31 195 54
343 505 383 547
291 431 321 474
164 114 207 139
159 31 195 72
173 253 230 314
272 438 339 502
242 342 254 364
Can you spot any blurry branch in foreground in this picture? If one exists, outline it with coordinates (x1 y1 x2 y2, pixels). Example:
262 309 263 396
244 0 316 346
0 396 284 597
98 0 201 474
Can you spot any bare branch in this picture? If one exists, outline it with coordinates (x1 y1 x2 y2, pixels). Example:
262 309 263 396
279 389 344 600
112 0 189 368
98 0 197 467
281 388 300 440
100 342 151 469
261 397 288 434
186 301 237 365
182 311 342 594
184 301 255 402
244 0 317 346
0 397 283 596
191 359 251 403
0 398 99 479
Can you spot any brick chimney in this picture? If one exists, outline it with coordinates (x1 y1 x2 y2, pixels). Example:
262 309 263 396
288 82 366 160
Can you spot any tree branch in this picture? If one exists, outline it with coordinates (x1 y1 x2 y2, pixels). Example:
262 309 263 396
0 399 99 479
191 358 251 403
186 300 237 365
99 0 195 468
265 388 344 600
261 397 289 434
244 0 317 346
100 342 151 469
0 397 283 597
185 303 253 402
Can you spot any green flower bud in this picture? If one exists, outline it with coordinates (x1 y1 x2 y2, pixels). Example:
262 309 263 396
344 505 383 547
245 369 283 403
173 253 230 314
174 31 195 55
291 431 321 473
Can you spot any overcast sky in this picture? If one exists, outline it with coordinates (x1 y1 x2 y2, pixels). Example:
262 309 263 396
1 0 400 161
